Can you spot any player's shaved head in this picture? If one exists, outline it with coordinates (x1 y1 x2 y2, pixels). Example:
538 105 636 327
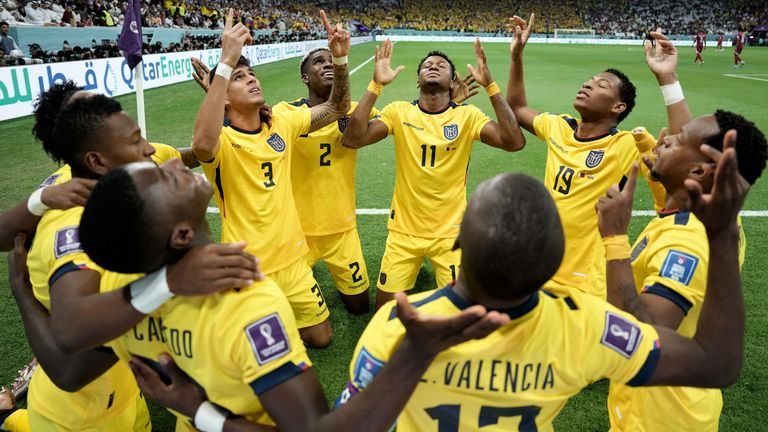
80 167 158 273
458 173 564 301
300 47 331 74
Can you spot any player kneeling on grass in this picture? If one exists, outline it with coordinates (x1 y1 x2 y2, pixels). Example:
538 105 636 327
338 142 752 431
192 10 354 347
67 158 508 431
506 14 666 300
595 29 768 432
341 38 525 311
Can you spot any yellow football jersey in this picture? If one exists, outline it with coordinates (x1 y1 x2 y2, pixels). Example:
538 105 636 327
25 207 145 430
279 100 378 236
201 110 311 274
339 287 661 432
608 211 746 431
102 272 312 427
33 143 182 190
533 113 656 297
376 101 490 238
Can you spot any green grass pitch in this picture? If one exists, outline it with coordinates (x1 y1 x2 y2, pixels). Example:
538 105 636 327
0 41 766 430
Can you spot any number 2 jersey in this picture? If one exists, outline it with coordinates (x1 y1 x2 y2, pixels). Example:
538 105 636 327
375 100 491 239
533 113 663 297
339 286 661 432
278 100 377 237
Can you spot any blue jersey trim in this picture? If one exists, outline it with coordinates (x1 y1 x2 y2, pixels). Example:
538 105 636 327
289 98 308 107
388 287 453 320
388 286 540 321
642 282 693 315
250 361 308 395
49 261 89 287
412 100 457 115
227 124 263 135
674 211 691 225
562 116 619 142
626 347 661 387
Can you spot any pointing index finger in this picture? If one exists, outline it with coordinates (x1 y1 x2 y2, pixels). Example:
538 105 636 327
319 10 334 34
225 8 234 31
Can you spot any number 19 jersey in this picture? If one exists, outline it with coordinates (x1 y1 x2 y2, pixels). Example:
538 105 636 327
533 113 655 298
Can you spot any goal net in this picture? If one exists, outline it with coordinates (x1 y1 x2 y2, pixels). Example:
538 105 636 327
554 28 596 39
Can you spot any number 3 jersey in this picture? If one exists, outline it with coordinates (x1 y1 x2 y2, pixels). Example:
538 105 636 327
533 113 662 298
201 109 311 274
339 286 661 432
376 101 490 239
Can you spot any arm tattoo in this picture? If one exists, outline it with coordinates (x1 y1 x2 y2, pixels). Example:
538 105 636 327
620 281 654 323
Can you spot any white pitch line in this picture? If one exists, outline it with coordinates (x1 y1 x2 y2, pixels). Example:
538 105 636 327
723 74 768 82
207 207 768 217
349 41 395 75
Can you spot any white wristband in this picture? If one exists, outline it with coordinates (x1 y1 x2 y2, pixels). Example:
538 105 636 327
660 81 684 106
27 188 50 216
214 63 233 80
194 401 227 432
332 55 348 65
129 267 174 314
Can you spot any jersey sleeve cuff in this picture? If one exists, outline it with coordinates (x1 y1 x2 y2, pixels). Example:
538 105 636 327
49 261 94 287
625 344 661 387
249 361 310 395
642 282 693 315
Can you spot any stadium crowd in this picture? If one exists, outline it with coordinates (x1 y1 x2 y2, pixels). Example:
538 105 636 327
1 0 765 66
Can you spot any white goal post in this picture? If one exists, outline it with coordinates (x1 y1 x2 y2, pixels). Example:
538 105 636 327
554 28 596 39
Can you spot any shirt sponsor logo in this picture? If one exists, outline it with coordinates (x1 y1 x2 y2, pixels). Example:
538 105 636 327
245 314 291 365
266 133 286 152
601 311 643 358
352 347 384 389
660 250 699 286
54 226 83 259
402 121 424 131
549 138 568 153
585 149 605 168
443 123 459 140
630 236 649 262
337 117 350 133
38 173 62 189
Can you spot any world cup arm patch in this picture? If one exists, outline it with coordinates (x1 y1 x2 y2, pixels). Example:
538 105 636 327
245 314 291 365
601 312 644 359
659 250 699 286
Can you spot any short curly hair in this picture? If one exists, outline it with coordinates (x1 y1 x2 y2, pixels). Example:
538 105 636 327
418 50 456 78
52 95 122 175
32 81 82 162
604 68 636 124
704 110 767 185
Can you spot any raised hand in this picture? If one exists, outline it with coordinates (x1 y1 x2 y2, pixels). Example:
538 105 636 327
395 292 510 359
7 233 31 300
190 57 211 93
221 8 252 66
685 130 749 234
467 38 493 87
645 28 678 80
40 178 96 210
129 354 205 418
320 10 350 58
596 162 639 237
166 241 264 296
373 39 404 86
451 72 479 104
508 13 535 58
